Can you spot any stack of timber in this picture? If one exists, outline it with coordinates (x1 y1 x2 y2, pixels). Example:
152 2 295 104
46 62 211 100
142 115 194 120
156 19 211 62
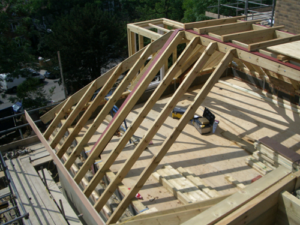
254 136 300 172
177 167 220 198
152 165 220 204
245 155 273 175
224 174 246 190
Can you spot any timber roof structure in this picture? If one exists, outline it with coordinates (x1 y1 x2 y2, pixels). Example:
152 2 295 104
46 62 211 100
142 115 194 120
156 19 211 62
26 16 300 224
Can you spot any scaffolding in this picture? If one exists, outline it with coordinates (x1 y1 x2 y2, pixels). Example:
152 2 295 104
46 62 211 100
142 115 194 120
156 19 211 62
208 0 275 26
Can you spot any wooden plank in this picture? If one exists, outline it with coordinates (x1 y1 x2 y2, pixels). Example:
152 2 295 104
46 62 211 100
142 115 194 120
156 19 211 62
44 97 74 140
20 157 68 224
128 24 162 41
177 167 220 198
138 35 144 72
120 195 230 223
8 158 56 224
162 18 184 29
184 31 300 81
267 40 300 61
128 28 132 56
248 35 300 51
221 26 283 43
64 32 172 170
197 20 262 35
152 172 191 205
231 40 249 49
149 23 170 33
225 175 246 190
277 191 300 225
254 141 295 171
131 31 136 56
182 166 291 225
39 169 82 225
184 16 246 29
31 155 53 167
24 111 105 225
83 37 200 197
105 44 232 224
73 30 184 184
214 171 300 225
50 80 97 148
56 63 123 158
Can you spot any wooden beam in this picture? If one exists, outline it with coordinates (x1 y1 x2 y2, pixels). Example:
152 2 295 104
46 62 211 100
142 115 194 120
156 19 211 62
43 97 73 140
128 24 162 41
130 18 163 27
128 28 132 56
105 43 230 224
73 31 184 183
221 26 283 43
184 31 300 81
184 16 246 30
120 194 230 223
162 18 184 29
83 37 201 197
248 34 300 51
215 171 300 225
182 166 291 225
277 191 300 224
63 32 172 169
24 111 104 225
56 63 123 158
50 80 97 148
149 23 170 33
196 20 262 35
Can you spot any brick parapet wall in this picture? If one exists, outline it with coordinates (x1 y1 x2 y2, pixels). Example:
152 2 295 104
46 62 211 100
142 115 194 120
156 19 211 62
275 0 300 34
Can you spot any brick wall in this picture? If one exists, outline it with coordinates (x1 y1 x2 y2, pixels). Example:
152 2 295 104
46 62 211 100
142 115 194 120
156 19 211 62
275 0 300 34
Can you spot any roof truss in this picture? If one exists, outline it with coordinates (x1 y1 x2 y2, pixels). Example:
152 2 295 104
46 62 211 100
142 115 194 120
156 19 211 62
30 16 300 224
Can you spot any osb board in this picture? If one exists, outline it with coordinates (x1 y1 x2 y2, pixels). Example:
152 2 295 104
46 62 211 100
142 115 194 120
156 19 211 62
267 40 300 61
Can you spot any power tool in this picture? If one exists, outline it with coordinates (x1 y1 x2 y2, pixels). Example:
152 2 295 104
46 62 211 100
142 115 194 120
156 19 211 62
172 107 215 134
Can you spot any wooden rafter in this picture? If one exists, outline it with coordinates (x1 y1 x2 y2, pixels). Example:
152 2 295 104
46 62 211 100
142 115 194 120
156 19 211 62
43 97 73 139
196 20 262 35
184 16 246 29
73 30 185 183
83 36 201 197
106 46 234 224
64 32 172 169
148 23 170 33
184 31 300 82
50 80 97 148
248 34 300 51
56 63 123 158
25 111 104 225
220 26 284 43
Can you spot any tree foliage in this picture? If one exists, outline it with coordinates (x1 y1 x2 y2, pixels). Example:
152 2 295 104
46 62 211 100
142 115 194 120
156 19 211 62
42 3 126 93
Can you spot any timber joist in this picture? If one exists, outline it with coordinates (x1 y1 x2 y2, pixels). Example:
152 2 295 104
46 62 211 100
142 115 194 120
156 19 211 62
28 16 300 224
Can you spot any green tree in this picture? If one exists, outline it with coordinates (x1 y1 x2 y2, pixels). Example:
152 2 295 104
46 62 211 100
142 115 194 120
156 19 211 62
42 3 126 93
135 0 184 21
0 0 55 109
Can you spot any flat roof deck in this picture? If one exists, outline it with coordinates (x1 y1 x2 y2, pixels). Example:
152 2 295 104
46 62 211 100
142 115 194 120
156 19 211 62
77 77 299 212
